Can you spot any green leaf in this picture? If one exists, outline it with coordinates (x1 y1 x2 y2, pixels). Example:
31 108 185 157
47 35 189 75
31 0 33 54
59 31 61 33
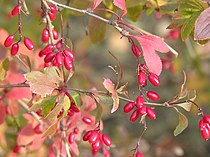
0 58 9 81
127 5 142 22
69 91 81 109
181 12 201 41
95 94 113 106
88 16 107 44
95 102 103 123
30 96 58 117
45 95 70 121
173 108 188 136
24 67 62 97
146 6 155 15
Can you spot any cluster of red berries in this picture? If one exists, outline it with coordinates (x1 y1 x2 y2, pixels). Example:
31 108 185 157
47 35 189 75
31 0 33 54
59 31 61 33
124 96 156 122
83 130 112 156
39 40 75 70
41 4 58 21
67 102 80 117
68 127 79 144
199 114 210 140
4 3 34 56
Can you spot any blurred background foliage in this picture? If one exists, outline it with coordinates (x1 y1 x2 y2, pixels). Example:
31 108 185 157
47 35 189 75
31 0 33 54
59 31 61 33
0 0 210 156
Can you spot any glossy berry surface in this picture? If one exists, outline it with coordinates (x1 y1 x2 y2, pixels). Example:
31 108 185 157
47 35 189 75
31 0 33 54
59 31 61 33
135 95 144 108
124 102 135 113
147 91 160 101
146 107 156 120
42 28 50 43
136 151 144 157
11 5 22 16
24 37 34 50
102 134 112 146
131 44 141 57
11 43 19 56
138 71 146 86
4 35 14 47
148 73 160 86
130 109 140 122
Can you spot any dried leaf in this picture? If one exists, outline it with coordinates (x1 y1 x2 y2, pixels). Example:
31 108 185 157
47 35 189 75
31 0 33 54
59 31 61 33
194 7 210 40
95 102 103 123
103 79 119 113
25 67 61 97
15 53 31 71
42 122 57 138
117 82 128 94
69 91 81 109
174 108 188 136
91 0 103 10
0 58 9 81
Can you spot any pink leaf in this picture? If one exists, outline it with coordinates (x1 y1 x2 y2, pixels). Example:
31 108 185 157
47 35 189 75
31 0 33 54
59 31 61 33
194 7 210 40
135 35 169 53
113 0 127 17
17 124 35 146
141 43 163 76
0 102 6 125
103 79 115 94
5 87 31 100
91 0 103 10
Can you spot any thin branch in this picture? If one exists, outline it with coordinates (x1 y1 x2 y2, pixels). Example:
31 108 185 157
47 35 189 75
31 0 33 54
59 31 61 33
0 83 29 88
18 100 42 123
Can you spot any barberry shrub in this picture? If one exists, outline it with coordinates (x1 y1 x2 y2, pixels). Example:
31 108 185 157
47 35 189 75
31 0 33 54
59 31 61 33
0 0 210 157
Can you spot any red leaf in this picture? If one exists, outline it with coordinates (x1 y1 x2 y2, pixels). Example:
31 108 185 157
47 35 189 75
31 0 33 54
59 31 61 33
194 7 210 40
131 35 169 75
5 87 31 100
113 0 127 17
91 0 103 10
0 102 6 125
135 35 169 53
141 43 163 76
17 124 35 146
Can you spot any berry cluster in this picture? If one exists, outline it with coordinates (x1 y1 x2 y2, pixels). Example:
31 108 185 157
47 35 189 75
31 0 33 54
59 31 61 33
41 4 58 21
68 127 79 144
199 114 210 140
83 130 112 156
39 41 75 70
4 3 34 56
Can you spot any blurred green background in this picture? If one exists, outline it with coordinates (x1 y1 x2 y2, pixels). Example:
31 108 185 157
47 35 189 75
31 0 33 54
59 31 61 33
0 0 210 156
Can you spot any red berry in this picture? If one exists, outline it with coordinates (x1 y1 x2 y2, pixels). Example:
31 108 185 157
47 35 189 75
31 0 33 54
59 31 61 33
64 56 73 70
52 29 59 40
70 104 80 112
130 109 140 122
135 95 144 108
203 115 210 124
42 28 50 43
131 44 141 57
88 131 99 144
82 116 93 125
11 5 22 16
139 105 147 115
42 44 54 55
11 43 19 56
55 52 63 66
44 62 52 68
67 109 74 117
34 124 44 134
147 91 160 101
102 134 112 146
68 132 75 144
4 35 14 47
56 40 62 50
24 37 34 50
13 146 22 153
74 127 79 134
49 4 57 13
63 49 75 61
201 128 210 140
136 151 144 157
199 119 206 129
49 12 56 20
36 109 42 116
92 139 101 151
138 71 146 86
103 148 110 157
83 130 93 141
146 107 156 120
44 52 55 63
57 109 64 119
148 73 160 86
123 102 135 113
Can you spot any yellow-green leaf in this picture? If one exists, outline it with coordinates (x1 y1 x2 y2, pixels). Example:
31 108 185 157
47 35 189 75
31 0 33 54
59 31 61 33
174 108 189 136
0 58 9 81
42 122 57 138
